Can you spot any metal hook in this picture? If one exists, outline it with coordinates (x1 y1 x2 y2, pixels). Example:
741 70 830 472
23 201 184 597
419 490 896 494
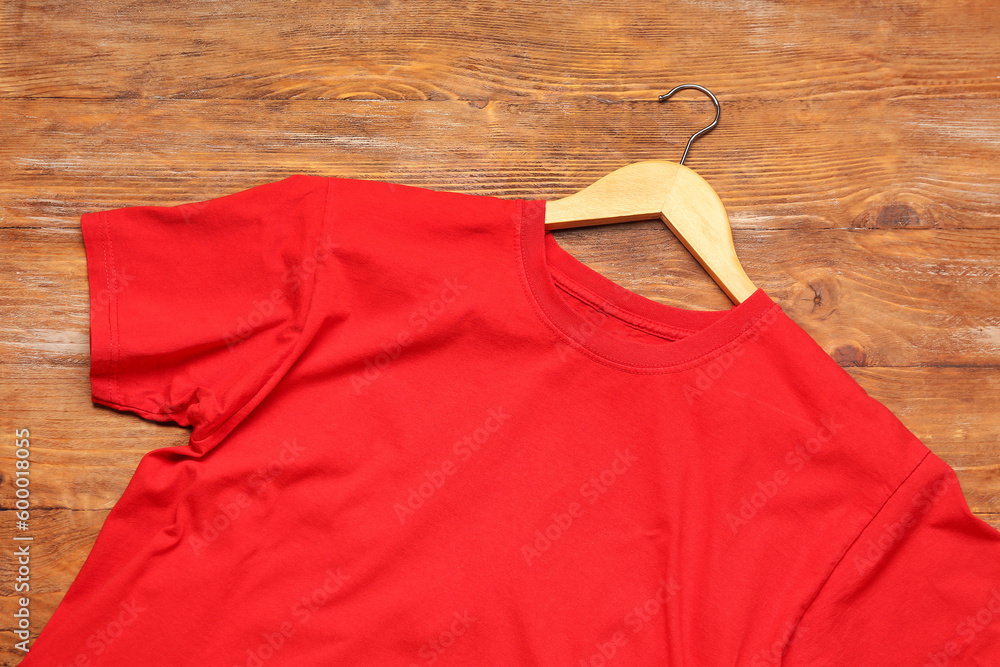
658 84 720 166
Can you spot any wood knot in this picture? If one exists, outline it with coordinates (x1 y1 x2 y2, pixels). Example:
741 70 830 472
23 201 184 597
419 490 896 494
875 204 920 228
830 342 867 367
790 272 839 320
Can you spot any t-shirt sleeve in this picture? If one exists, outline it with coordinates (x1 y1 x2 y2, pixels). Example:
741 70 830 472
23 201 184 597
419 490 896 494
80 174 332 452
783 449 1000 665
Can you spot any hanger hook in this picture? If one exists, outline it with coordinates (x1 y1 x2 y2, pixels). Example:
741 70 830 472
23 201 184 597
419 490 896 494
657 84 720 166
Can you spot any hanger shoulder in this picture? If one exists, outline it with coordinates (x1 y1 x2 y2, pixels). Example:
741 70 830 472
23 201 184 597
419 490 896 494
543 160 681 229
662 165 757 304
542 159 757 304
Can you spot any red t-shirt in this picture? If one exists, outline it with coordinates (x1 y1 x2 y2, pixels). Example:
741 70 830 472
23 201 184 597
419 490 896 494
24 174 1000 665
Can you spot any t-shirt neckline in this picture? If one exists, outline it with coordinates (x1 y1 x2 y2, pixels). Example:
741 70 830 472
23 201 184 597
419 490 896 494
517 198 777 371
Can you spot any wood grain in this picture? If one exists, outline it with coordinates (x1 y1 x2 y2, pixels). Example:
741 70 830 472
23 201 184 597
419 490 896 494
1 97 999 230
1 0 999 664
0 1 998 101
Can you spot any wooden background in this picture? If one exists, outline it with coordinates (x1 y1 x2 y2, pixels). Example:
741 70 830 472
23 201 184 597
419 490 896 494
1 0 999 662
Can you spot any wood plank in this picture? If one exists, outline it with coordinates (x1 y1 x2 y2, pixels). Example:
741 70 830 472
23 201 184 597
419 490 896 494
0 97 998 231
844 368 1000 460
0 1 997 101
0 510 105 666
0 509 104 593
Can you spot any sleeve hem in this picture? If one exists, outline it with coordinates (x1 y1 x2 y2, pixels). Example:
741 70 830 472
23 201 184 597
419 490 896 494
81 209 123 409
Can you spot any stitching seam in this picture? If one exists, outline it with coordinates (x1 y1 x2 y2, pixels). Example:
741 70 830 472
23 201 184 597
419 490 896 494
780 449 934 660
516 199 779 374
548 261 701 340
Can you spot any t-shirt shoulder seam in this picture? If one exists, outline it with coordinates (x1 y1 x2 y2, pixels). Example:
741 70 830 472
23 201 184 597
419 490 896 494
189 175 333 451
785 448 934 645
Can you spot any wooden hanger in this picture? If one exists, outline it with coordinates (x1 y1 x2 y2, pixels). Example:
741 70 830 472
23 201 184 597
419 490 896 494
544 85 757 304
